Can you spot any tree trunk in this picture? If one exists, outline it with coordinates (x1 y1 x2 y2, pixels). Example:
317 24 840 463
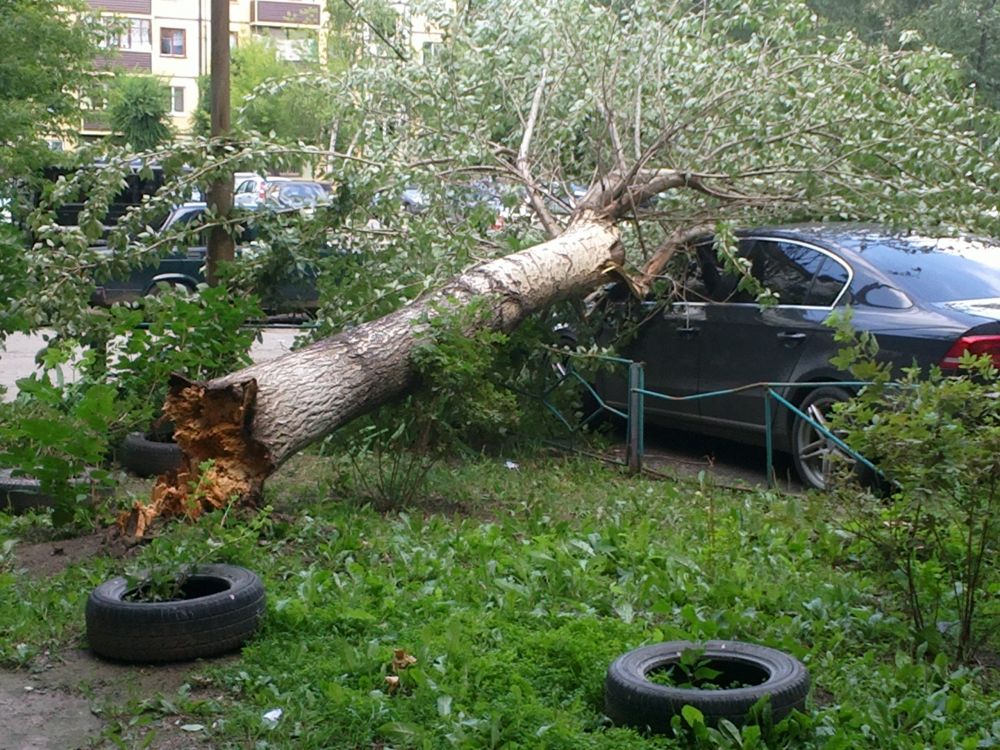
120 215 621 535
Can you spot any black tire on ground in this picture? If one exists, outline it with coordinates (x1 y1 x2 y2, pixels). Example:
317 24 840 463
85 564 266 663
604 640 809 732
120 432 183 478
790 385 853 491
0 470 53 512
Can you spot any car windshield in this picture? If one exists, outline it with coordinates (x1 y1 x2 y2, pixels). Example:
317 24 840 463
845 234 1000 303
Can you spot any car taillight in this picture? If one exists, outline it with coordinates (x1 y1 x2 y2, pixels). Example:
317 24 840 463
940 335 1000 369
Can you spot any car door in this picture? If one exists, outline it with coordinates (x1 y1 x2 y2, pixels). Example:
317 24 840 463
696 237 849 435
595 253 708 424
146 206 207 290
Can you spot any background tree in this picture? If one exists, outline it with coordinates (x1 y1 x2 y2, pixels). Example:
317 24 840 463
809 0 1000 106
108 75 173 151
0 0 101 212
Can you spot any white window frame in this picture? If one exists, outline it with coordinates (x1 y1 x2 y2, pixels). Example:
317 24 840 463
170 86 185 114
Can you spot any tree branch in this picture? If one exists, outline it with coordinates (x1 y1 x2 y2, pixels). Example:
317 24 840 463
514 68 561 239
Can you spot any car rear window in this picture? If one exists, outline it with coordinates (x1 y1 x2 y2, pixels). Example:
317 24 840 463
850 235 1000 303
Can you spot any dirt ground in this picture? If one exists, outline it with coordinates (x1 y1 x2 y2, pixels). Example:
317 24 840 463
1 533 231 750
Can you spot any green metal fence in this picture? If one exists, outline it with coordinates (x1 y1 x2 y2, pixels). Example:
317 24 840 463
543 352 879 487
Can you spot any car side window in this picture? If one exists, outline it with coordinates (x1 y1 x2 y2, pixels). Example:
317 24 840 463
686 238 846 307
683 240 746 302
806 256 849 306
745 240 825 306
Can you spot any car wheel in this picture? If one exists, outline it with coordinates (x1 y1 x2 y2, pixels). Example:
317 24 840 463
791 386 852 490
85 564 266 663
147 280 194 297
604 640 809 732
119 432 183 478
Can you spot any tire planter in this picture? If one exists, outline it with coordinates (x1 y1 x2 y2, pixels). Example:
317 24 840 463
0 470 54 513
119 431 184 478
86 564 266 663
605 640 809 732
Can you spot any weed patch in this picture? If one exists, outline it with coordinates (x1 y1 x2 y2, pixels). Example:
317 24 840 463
0 453 997 748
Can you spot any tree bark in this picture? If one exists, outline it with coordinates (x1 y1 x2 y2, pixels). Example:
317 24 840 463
120 215 622 535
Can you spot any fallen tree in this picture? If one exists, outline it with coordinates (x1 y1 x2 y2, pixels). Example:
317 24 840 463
123 213 622 534
116 0 1000 534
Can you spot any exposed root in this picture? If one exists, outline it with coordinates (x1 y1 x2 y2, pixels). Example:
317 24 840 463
117 374 273 539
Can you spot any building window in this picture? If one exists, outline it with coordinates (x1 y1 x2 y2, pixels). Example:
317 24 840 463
422 41 441 61
160 28 186 57
100 18 152 52
171 86 185 113
229 31 239 49
255 27 318 62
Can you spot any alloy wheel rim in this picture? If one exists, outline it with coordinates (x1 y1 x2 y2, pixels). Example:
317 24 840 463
795 397 850 489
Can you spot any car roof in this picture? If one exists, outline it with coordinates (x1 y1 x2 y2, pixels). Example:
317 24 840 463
737 223 1000 303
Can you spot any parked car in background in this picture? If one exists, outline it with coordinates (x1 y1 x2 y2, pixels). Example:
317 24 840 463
263 178 333 211
233 175 333 212
90 202 219 304
590 224 1000 489
89 202 333 314
233 172 266 209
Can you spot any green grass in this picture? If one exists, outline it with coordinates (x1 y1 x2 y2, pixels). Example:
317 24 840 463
1 452 998 748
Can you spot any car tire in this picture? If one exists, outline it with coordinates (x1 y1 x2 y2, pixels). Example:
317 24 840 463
120 432 183 478
790 386 852 491
0 470 54 512
147 280 195 297
604 640 809 732
85 564 266 663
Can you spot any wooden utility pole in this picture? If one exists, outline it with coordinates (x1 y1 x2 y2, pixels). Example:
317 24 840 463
205 0 234 285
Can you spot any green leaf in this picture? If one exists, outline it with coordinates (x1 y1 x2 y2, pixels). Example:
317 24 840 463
682 704 705 727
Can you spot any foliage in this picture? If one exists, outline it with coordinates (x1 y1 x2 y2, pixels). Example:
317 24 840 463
809 0 1000 107
0 0 100 176
108 75 173 151
0 375 117 526
191 38 335 145
330 298 591 509
828 311 1000 662
85 284 263 431
1 454 998 747
123 492 272 602
647 648 728 689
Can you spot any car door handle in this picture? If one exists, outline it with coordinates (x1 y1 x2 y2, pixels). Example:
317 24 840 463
676 327 700 339
777 331 807 344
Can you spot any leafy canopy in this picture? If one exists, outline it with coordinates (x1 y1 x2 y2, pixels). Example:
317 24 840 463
109 75 173 151
0 0 100 177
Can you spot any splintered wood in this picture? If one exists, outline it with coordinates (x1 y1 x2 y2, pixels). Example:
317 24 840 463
117 376 271 538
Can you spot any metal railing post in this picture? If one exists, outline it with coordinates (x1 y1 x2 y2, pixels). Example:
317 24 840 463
764 390 774 488
627 362 644 473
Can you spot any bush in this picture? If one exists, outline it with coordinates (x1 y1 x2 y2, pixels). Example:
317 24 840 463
830 315 1000 662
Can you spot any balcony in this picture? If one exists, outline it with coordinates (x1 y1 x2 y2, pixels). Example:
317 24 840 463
252 1 321 26
81 111 112 133
87 0 151 13
94 50 153 73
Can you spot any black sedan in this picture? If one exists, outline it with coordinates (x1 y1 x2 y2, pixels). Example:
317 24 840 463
89 202 349 315
591 224 1000 489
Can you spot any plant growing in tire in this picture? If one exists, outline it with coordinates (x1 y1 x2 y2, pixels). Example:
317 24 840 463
604 640 809 733
86 502 270 662
86 563 265 662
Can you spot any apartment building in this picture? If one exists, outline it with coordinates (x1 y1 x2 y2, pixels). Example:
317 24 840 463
76 0 444 142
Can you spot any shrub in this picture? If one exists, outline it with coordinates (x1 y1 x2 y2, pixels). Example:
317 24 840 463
830 314 1000 662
